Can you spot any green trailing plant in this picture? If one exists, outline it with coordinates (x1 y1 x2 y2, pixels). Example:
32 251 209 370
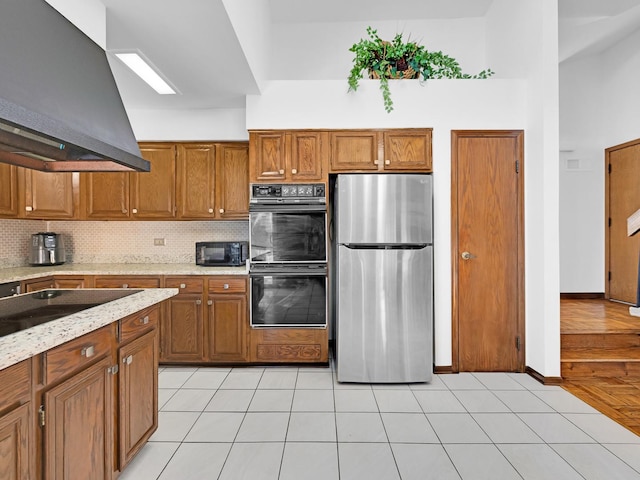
348 27 495 112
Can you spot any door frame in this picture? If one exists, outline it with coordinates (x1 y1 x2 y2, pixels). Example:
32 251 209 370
450 130 526 372
604 137 640 302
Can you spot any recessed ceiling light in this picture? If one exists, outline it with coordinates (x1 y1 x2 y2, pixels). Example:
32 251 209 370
113 51 177 95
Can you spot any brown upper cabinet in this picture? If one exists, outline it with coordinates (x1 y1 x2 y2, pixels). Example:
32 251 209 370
132 143 177 218
329 129 432 172
0 163 18 217
18 169 79 219
249 131 327 183
177 142 249 220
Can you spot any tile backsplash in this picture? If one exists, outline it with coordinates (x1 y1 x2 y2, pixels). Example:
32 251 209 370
0 219 248 267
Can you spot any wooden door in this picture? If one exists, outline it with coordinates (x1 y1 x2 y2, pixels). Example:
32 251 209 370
216 143 249 219
606 139 640 304
207 294 248 361
0 163 18 217
44 356 113 480
23 170 76 219
383 129 432 171
249 131 287 182
176 143 216 219
119 330 158 469
452 130 524 372
0 403 30 480
82 172 130 219
132 143 176 218
290 131 326 181
329 131 379 171
161 295 205 362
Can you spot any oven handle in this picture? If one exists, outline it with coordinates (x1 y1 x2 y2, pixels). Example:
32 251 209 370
249 203 327 213
249 269 327 277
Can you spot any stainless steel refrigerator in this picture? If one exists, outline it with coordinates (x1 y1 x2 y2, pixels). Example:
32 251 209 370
334 174 433 383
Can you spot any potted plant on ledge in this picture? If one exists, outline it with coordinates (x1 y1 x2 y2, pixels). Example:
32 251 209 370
347 27 495 112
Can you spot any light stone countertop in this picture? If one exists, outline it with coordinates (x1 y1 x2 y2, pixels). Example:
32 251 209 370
0 288 178 371
0 263 248 284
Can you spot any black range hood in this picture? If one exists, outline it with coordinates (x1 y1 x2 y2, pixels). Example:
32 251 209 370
0 0 150 172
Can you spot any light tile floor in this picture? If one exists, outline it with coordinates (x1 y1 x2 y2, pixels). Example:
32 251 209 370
120 363 640 480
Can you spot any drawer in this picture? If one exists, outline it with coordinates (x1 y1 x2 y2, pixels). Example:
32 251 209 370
0 359 31 412
120 306 159 343
44 325 114 385
208 277 246 294
164 277 204 294
94 276 161 289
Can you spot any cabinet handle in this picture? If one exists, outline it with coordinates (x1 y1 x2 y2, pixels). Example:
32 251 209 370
132 208 138 214
219 208 224 214
196 299 202 305
291 168 297 174
223 283 229 290
81 345 95 358
207 300 213 306
140 315 149 325
26 206 33 212
180 283 186 289
123 355 133 365
279 169 285 174
208 208 214 213
122 209 128 214
122 283 128 288
373 160 379 165
108 365 119 375
385 160 390 165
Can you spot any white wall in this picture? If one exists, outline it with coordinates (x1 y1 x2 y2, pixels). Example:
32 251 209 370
247 79 527 368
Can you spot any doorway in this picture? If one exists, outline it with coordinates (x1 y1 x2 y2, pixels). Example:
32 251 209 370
605 139 640 305
451 130 525 372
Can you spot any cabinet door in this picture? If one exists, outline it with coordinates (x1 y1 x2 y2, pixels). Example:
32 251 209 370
22 277 55 293
249 131 287 182
119 330 158 469
0 163 18 217
54 276 88 289
81 172 130 219
23 169 77 218
161 294 205 362
43 356 113 480
176 144 216 219
216 143 249 219
207 294 248 362
383 129 432 171
94 276 161 289
0 403 30 480
131 144 176 218
329 131 380 171
290 132 326 182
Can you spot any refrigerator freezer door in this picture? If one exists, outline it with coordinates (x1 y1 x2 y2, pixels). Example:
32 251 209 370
336 174 432 245
336 245 433 383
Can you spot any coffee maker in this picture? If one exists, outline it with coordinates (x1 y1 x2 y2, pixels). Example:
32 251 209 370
29 232 65 266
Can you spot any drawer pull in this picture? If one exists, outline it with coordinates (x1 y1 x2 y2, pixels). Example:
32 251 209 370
223 283 229 290
279 169 285 174
385 160 390 165
123 355 133 365
208 208 214 213
219 208 224 214
108 365 119 375
291 168 297 174
207 300 213 306
26 206 33 212
196 299 202 305
140 316 149 325
180 283 186 289
122 283 128 288
132 208 138 214
81 345 95 358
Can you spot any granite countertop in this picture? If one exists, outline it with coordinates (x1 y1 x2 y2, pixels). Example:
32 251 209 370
0 263 249 284
0 288 178 370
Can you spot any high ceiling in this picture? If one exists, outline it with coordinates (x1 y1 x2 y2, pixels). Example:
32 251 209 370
96 0 640 111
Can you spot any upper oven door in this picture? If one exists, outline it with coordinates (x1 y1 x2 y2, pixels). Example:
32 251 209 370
249 205 327 263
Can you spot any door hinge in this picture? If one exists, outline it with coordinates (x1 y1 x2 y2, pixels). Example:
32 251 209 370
516 336 521 352
608 163 612 174
608 217 612 227
608 271 612 281
38 405 45 427
515 160 520 173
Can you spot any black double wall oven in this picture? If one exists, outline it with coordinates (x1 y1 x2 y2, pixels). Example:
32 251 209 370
249 184 327 328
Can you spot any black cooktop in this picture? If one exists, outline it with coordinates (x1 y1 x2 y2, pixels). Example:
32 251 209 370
0 289 142 338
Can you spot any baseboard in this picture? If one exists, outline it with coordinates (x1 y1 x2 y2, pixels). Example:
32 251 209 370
560 292 605 299
526 366 563 385
434 365 453 374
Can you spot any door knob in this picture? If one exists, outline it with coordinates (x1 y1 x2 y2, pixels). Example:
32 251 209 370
461 251 476 260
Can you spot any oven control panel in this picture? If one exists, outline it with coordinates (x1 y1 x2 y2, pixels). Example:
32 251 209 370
251 183 326 202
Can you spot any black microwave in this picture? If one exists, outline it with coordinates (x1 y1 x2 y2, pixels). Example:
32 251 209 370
196 241 248 267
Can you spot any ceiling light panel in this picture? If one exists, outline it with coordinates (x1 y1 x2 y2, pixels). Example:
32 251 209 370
113 51 177 95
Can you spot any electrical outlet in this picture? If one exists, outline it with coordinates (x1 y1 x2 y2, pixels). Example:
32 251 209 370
153 238 166 246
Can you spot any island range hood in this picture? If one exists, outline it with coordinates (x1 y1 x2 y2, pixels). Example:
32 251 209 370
0 0 150 172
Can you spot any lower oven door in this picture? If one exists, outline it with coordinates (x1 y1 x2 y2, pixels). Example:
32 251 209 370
250 265 327 328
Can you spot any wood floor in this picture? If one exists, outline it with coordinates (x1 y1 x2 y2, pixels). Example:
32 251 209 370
561 298 640 436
